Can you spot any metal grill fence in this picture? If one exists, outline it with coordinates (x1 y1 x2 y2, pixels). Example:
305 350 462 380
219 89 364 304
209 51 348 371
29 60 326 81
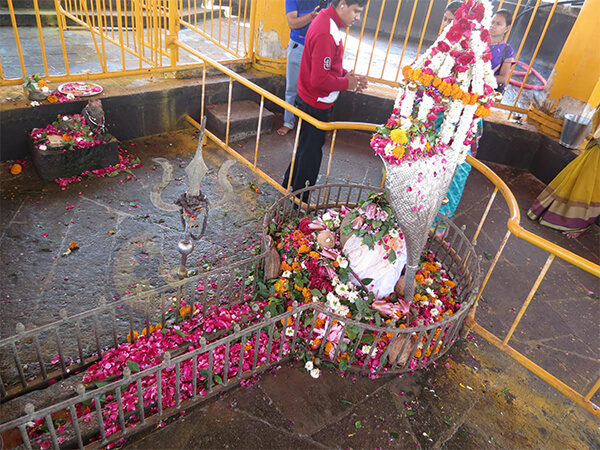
0 183 480 449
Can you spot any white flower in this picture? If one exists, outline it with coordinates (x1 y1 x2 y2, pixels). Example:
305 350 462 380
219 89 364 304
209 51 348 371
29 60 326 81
322 212 332 222
347 290 359 302
424 278 434 286
282 270 292 278
312 295 320 303
431 308 440 317
30 101 41 107
335 283 348 297
310 368 321 379
40 86 50 93
38 144 47 150
285 328 295 337
304 360 314 371
63 116 70 120
66 93 75 100
389 228 399 238
337 304 350 317
247 275 254 282
361 345 372 355
425 287 436 297
434 299 443 308
336 255 348 269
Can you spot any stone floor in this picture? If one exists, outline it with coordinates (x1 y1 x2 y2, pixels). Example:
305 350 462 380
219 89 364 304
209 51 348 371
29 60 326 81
1 119 598 448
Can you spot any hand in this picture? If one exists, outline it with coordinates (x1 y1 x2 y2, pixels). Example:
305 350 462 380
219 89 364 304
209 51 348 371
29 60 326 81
345 71 359 92
355 75 368 93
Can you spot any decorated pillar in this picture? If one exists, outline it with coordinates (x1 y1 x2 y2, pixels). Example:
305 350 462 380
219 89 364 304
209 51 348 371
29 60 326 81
251 0 288 74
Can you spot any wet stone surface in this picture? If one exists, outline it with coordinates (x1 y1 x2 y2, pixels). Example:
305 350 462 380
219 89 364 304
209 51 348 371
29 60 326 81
1 129 599 449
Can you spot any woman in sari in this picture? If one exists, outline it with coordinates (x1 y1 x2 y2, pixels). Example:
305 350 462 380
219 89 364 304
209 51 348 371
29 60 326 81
527 126 600 238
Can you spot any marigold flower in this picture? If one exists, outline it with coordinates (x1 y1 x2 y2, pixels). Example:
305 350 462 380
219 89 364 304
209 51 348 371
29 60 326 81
63 134 74 141
298 244 310 254
309 251 320 260
10 164 22 175
68 241 78 250
392 146 405 159
47 94 59 103
432 77 442 87
281 261 292 271
324 342 333 354
390 128 408 145
291 262 302 272
127 331 139 343
415 274 425 285
38 80 49 88
274 278 288 294
444 280 455 288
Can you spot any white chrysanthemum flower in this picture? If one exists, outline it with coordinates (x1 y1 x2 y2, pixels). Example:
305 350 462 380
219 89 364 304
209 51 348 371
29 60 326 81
337 304 350 317
431 308 440 317
361 345 372 355
38 144 47 150
66 93 75 100
282 270 292 278
435 299 444 308
389 228 399 238
310 368 321 379
336 256 348 269
335 283 348 297
347 290 359 302
322 212 332 222
425 287 436 297
285 328 295 337
305 360 314 371
312 295 320 303
424 278 434 286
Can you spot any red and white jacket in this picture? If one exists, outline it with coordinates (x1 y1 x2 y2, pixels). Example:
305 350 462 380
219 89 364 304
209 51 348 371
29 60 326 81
297 5 349 110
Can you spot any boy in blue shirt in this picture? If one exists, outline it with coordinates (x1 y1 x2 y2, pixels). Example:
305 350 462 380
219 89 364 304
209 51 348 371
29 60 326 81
278 0 326 136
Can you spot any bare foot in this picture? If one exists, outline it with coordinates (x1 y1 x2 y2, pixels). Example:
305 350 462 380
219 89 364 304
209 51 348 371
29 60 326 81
277 126 292 136
563 231 582 239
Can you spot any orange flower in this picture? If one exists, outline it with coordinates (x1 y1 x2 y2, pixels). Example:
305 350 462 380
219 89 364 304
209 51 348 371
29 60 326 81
38 80 49 88
281 261 292 271
324 342 333 354
309 251 320 260
315 317 326 329
47 95 58 103
392 146 405 159
69 241 78 250
302 287 312 301
298 244 310 254
469 94 478 105
462 93 471 105
291 262 302 272
127 331 139 343
62 134 73 141
415 274 425 285
180 305 192 318
312 338 322 349
444 280 455 288
432 77 442 87
10 164 22 175
414 349 422 358
402 65 413 79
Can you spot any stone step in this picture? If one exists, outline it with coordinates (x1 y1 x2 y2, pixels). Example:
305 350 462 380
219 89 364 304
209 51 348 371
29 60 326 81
206 100 274 143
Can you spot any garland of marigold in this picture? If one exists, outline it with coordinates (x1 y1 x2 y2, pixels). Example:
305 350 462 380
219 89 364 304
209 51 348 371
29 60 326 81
402 65 492 118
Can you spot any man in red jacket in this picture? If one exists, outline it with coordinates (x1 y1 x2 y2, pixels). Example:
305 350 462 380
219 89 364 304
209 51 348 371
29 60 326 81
282 0 367 198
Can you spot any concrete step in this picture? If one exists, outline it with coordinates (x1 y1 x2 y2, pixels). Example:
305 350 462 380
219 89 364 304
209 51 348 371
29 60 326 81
206 100 274 143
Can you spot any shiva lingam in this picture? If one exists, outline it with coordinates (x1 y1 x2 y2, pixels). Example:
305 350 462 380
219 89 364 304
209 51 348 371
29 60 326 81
150 117 236 279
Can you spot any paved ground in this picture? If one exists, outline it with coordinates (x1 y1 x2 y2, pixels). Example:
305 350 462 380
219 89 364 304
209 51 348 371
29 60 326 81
1 109 599 448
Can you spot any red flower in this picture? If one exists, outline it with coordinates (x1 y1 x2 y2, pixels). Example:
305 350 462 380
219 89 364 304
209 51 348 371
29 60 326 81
456 18 471 32
482 50 492 62
469 4 485 22
450 50 462 58
298 217 313 235
437 41 450 52
453 64 469 73
457 53 475 65
460 39 470 50
446 26 463 44
480 29 491 43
